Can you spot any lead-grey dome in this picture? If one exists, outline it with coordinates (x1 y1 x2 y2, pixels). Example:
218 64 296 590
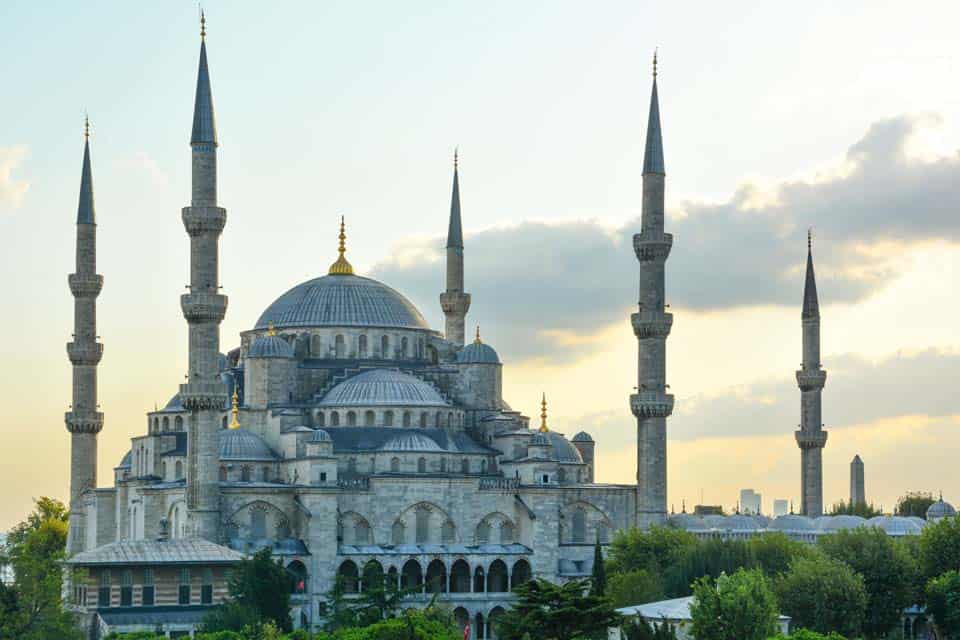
318 369 451 407
530 432 552 447
311 429 332 443
927 499 957 520
770 514 815 532
117 450 132 469
868 515 922 536
457 341 500 364
248 334 294 359
219 428 278 461
255 274 429 331
572 431 594 443
380 433 445 453
543 432 583 463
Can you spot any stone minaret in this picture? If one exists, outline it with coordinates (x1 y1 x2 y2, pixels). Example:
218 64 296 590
795 232 827 516
66 117 104 555
850 454 865 506
440 150 471 346
631 53 674 528
180 14 228 541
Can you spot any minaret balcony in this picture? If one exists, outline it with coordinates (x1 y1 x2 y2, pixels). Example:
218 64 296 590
633 232 673 262
68 273 103 297
180 293 228 323
179 381 228 411
181 206 226 236
795 369 827 391
66 341 103 365
440 291 471 315
631 311 673 339
795 430 828 449
65 410 104 434
631 391 674 419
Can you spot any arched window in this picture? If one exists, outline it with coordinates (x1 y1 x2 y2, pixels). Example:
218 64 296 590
401 560 422 591
335 334 345 359
450 560 470 593
390 457 400 473
316 412 325 427
354 519 371 545
331 412 340 427
120 570 133 606
511 560 532 591
161 461 167 479
218 466 227 481
572 509 587 543
477 521 491 544
338 561 359 594
251 509 267 539
346 411 357 426
488 561 509 593
558 468 566 483
417 457 426 473
241 466 251 482
440 458 447 473
347 458 357 473
364 410 375 427
461 458 469 474
153 417 159 432
361 561 383 593
474 566 485 593
403 411 411 427
358 335 368 358
310 335 322 357
442 520 456 543
384 410 394 426
500 521 515 544
481 459 488 474
426 559 446 594
288 560 308 595
162 417 170 431
401 337 408 358
435 411 443 427
474 613 485 640
381 335 390 358
415 506 430 544
391 520 405 545
175 461 183 480
448 412 454 428
222 415 228 429
419 413 427 428
175 416 183 431
261 467 270 482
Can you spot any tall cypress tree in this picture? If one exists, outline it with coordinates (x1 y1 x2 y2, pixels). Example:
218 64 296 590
592 536 607 597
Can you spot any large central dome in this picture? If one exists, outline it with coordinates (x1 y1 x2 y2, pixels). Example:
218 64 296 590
255 274 430 331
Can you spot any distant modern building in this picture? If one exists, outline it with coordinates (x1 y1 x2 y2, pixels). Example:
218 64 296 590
739 489 762 515
666 512 929 544
772 500 789 517
850 455 865 505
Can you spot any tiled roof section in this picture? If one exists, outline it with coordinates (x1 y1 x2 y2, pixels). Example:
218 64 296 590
191 40 217 145
642 78 665 175
319 369 450 407
77 138 96 224
339 543 531 555
66 538 245 566
324 426 497 455
255 274 430 331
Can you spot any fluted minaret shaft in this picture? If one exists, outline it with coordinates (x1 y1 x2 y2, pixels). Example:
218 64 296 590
631 65 673 528
440 153 471 346
795 237 827 516
66 129 104 555
180 31 228 542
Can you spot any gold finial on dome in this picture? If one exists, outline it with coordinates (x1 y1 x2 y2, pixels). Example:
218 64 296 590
328 216 354 275
539 393 549 433
267 321 276 337
474 326 482 344
229 387 241 429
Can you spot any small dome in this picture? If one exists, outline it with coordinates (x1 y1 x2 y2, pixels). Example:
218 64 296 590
542 432 583 463
927 499 957 520
380 433 445 453
572 431 594 443
530 432 552 447
818 515 866 532
248 334 294 359
310 429 332 443
219 429 278 461
457 341 500 364
868 515 922 536
770 514 816 532
318 369 451 408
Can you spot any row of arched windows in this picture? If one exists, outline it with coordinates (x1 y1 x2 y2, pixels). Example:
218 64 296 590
316 409 462 429
160 460 184 481
564 508 612 544
385 456 489 475
150 415 185 433
304 333 422 360
337 558 531 597
218 465 273 483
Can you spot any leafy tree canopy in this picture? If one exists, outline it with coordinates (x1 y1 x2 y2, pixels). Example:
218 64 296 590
203 548 293 633
773 554 866 637
608 569 664 608
829 500 882 518
925 570 960 640
767 631 848 640
747 533 812 577
689 568 778 640
919 516 960 583
896 491 936 518
606 526 698 576
620 616 679 640
494 578 620 640
662 538 755 597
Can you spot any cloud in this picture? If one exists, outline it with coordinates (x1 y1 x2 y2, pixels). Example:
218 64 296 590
0 146 29 212
567 348 960 444
372 115 960 360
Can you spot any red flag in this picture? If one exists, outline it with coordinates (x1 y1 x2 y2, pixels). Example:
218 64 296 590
463 622 471 640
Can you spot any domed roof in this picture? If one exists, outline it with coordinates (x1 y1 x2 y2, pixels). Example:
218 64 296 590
722 514 761 531
117 450 132 468
310 429 332 443
868 515 922 536
927 498 957 519
669 514 707 530
770 514 816 531
219 428 278 461
380 433 445 453
530 432 552 447
572 431 594 443
703 515 727 529
248 334 294 359
255 274 429 331
542 432 583 463
817 515 866 532
457 341 500 364
318 369 451 407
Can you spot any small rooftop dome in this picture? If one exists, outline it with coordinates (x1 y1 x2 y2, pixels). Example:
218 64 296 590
927 498 957 520
380 433 445 453
770 514 815 532
310 429 332 443
457 328 500 364
319 369 451 408
817 515 866 532
248 334 294 359
572 431 594 443
219 428 278 461
868 515 923 536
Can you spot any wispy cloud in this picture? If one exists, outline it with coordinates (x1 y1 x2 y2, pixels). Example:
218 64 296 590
0 145 29 212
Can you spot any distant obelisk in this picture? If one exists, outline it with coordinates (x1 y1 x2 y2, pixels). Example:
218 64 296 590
850 454 865 506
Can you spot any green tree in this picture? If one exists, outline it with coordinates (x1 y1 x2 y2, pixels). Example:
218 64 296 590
919 515 960 582
689 568 778 640
621 616 679 640
0 497 81 640
591 537 607 597
608 569 664 608
748 533 812 577
203 548 292 633
896 491 936 518
773 555 866 637
829 500 881 518
818 527 916 638
494 578 620 640
767 631 848 640
663 538 755 597
607 527 698 576
926 571 960 640
317 608 460 640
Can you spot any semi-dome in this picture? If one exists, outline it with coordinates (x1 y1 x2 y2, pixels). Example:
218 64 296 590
380 433 445 453
248 334 294 359
571 431 594 443
219 428 278 461
868 515 922 536
255 274 429 331
318 369 451 407
457 341 500 364
770 514 816 531
117 450 132 469
927 498 957 520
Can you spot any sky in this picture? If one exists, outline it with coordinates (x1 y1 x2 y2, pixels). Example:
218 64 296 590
1 0 960 528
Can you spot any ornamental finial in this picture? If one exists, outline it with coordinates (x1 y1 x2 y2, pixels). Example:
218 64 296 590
474 326 481 344
328 215 355 275
200 9 206 40
454 146 459 171
84 113 90 140
267 321 276 337
539 393 549 433
653 48 658 78
808 227 812 253
229 387 240 429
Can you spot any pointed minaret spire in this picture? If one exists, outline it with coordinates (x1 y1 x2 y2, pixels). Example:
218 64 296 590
440 148 471 345
802 229 819 319
77 116 95 224
642 50 665 176
191 12 217 147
